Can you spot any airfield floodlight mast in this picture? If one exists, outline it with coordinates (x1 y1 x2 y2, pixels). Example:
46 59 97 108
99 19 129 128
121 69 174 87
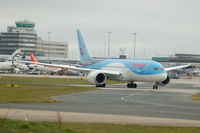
48 31 51 61
108 31 111 58
132 32 138 60
104 43 106 58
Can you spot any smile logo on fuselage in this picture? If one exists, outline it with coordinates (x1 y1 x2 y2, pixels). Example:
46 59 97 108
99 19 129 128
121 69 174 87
132 62 146 67
80 48 84 55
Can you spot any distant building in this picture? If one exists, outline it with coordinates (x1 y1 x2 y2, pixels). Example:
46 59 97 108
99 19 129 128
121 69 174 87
36 38 68 57
0 20 37 55
152 53 200 63
0 20 68 57
175 53 200 58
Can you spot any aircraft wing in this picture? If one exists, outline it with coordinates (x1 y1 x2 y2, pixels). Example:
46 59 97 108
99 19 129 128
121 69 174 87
165 64 191 71
18 60 122 75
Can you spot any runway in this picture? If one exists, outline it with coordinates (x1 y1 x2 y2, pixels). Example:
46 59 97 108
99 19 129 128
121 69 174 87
0 79 200 126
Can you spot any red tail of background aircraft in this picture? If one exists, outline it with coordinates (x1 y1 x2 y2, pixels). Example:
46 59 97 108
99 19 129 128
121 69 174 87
29 53 38 62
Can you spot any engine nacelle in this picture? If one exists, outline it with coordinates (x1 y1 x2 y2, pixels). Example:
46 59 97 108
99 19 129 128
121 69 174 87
159 75 170 86
13 68 20 73
18 64 29 71
87 71 106 85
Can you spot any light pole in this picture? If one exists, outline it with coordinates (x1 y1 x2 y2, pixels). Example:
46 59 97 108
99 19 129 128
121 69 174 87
108 31 111 58
132 32 137 59
143 48 146 59
48 31 51 41
48 31 51 61
104 43 106 58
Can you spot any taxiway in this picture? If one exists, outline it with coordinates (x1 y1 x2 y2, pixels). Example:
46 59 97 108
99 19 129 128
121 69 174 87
0 79 200 126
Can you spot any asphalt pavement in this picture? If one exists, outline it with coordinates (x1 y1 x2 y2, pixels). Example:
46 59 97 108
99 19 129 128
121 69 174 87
0 79 200 121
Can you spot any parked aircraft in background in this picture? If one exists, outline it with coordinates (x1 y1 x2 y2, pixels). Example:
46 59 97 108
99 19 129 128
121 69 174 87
0 49 28 73
28 53 62 74
19 30 190 89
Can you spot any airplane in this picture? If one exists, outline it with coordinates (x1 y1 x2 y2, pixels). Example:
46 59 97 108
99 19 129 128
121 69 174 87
19 30 190 89
28 53 62 74
0 49 28 73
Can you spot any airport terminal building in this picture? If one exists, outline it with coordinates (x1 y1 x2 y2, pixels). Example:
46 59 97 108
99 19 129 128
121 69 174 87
0 20 68 57
152 54 200 64
36 38 68 57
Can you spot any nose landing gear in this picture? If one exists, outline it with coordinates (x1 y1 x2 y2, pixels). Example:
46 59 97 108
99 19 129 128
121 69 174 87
153 82 158 90
153 85 158 89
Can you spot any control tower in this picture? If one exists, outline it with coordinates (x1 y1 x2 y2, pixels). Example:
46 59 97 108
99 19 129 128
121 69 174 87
0 20 37 55
7 20 36 34
0 20 68 57
15 20 35 28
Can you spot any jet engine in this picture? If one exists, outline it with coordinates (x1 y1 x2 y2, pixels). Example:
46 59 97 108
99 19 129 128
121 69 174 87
17 64 29 71
87 71 106 85
159 75 170 86
13 68 20 73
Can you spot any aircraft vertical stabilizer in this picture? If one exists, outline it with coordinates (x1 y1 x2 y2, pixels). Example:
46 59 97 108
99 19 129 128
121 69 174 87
29 53 38 62
76 29 93 63
7 49 21 61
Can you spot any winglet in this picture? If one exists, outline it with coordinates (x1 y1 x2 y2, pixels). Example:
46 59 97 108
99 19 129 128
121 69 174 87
76 29 93 63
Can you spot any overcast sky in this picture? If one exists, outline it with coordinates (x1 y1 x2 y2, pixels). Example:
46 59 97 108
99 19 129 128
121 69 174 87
0 0 200 59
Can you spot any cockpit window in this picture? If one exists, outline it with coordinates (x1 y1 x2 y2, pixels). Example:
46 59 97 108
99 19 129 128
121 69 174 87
154 67 164 71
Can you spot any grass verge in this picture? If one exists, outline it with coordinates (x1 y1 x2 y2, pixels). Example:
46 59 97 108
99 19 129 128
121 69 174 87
0 76 124 103
0 75 124 103
0 76 90 85
192 92 200 101
0 83 97 103
0 118 200 133
0 76 124 85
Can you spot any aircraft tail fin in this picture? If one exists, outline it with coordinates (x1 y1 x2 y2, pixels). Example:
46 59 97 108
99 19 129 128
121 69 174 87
76 29 93 63
29 53 38 62
7 49 22 61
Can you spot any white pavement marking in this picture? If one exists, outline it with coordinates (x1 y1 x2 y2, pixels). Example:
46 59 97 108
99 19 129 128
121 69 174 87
103 87 199 94
155 88 200 94
101 88 150 91
132 99 200 110
193 84 200 87
1 109 200 127
121 90 150 101
120 89 200 110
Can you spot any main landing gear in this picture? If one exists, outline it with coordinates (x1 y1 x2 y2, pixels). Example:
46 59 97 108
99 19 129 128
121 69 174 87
153 82 158 90
127 82 137 88
96 83 106 87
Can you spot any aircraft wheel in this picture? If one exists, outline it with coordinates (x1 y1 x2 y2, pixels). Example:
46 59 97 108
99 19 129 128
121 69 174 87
153 85 158 90
127 83 137 88
96 83 106 87
133 83 137 88
101 83 106 87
